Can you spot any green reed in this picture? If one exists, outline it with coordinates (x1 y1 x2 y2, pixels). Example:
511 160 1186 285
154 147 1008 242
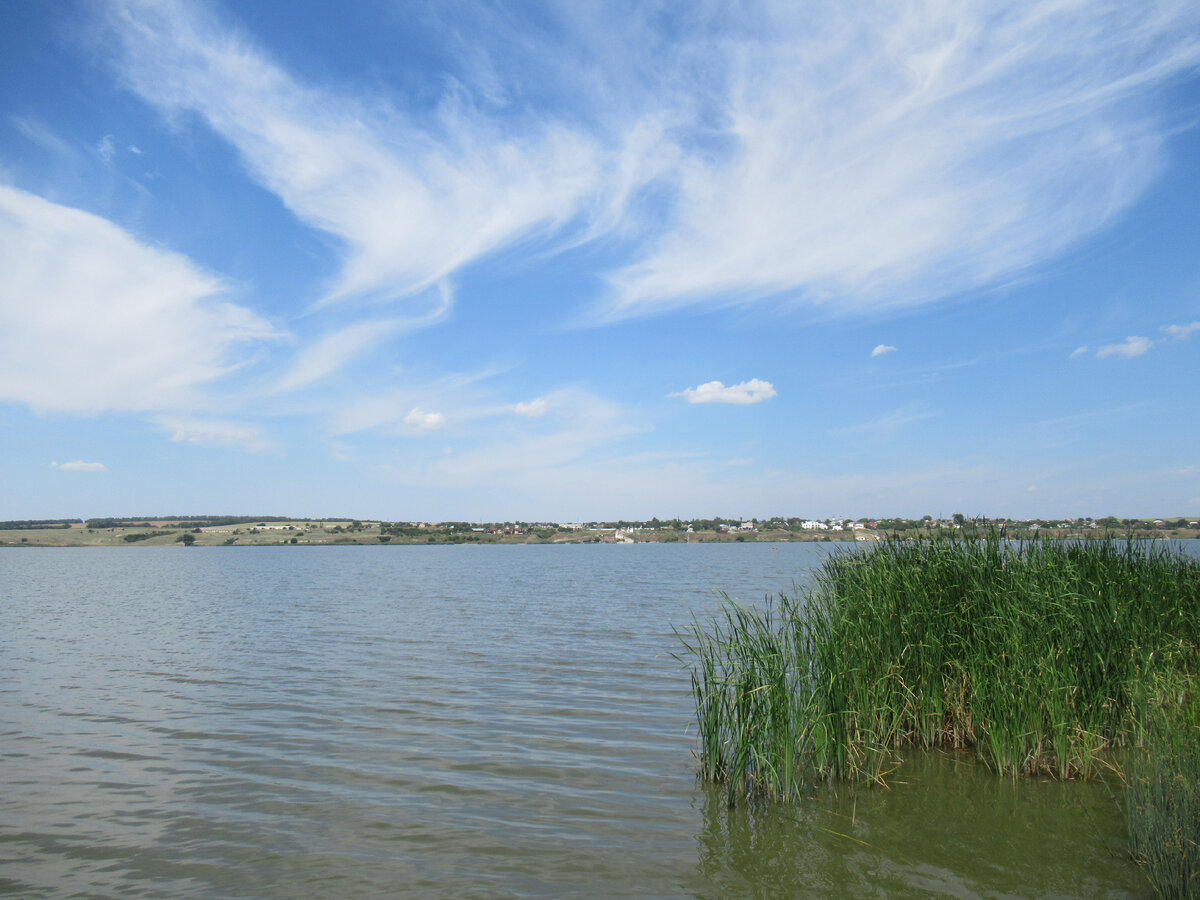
679 537 1200 802
1126 669 1200 899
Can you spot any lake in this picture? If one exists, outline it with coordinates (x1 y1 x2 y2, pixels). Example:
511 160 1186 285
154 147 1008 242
1 543 1153 897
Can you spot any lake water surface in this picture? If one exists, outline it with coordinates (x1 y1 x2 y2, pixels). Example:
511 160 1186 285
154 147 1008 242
1 544 1156 897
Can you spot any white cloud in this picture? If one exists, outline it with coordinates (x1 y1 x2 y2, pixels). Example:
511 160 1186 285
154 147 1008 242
13 117 78 159
51 460 108 472
404 408 447 431
325 367 500 436
1078 323 1196 361
514 398 550 417
0 184 279 414
1069 345 1089 359
379 389 640 490
269 282 452 394
674 379 777 405
96 134 116 163
595 3 1200 317
1037 401 1153 427
1163 321 1200 341
835 406 938 435
871 344 897 358
1096 336 1153 359
99 0 1200 325
270 319 402 395
160 417 273 453
104 0 604 307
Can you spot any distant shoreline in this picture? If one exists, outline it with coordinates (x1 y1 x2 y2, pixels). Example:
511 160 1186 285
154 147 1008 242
2 519 1196 548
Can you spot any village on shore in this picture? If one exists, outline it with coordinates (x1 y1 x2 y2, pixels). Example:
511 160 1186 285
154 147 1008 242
2 514 1198 547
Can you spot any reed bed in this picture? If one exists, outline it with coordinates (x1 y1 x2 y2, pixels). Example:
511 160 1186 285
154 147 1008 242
1126 677 1200 899
679 537 1200 806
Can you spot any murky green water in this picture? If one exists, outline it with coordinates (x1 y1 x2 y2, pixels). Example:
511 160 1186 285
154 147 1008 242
1 544 1153 897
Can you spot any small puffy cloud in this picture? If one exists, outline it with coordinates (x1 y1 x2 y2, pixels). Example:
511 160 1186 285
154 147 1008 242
1096 336 1153 359
51 460 108 472
674 378 777 405
160 417 272 453
513 398 550 417
1163 321 1200 341
871 344 897 358
403 407 446 431
1069 345 1089 359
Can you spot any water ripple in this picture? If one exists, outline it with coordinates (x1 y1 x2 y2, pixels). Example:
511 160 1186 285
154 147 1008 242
0 544 1152 898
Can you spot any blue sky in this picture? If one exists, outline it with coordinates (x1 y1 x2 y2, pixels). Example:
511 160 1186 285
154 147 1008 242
2 0 1198 522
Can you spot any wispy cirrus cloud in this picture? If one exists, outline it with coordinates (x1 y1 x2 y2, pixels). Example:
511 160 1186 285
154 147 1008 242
377 388 641 492
12 117 79 159
871 344 897 358
269 318 406 396
100 1 1200 326
0 184 278 415
673 379 777 405
834 406 938 435
51 460 108 472
602 3 1200 318
267 282 453 396
159 417 273 453
1163 321 1200 341
1036 401 1154 427
102 0 605 309
1096 336 1154 359
96 134 116 163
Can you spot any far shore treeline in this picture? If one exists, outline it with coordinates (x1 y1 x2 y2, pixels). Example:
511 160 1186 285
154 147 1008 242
1 514 1198 547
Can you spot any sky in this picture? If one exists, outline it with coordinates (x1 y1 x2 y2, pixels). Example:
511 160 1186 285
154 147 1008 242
1 0 1199 523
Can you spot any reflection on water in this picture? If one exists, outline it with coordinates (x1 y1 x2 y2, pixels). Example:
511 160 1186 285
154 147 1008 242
693 752 1140 899
1 543 1159 897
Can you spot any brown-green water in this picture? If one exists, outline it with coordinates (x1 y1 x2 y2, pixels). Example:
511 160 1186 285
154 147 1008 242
0 544 1162 897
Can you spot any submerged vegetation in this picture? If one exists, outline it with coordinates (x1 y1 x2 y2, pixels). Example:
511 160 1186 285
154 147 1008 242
679 538 1200 800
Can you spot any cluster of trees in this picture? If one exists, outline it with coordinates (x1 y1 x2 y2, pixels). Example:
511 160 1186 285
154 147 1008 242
122 531 173 542
0 519 81 529
86 515 291 529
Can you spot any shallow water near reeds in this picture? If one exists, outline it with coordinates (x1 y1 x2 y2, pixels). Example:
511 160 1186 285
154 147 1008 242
4 542 1193 898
